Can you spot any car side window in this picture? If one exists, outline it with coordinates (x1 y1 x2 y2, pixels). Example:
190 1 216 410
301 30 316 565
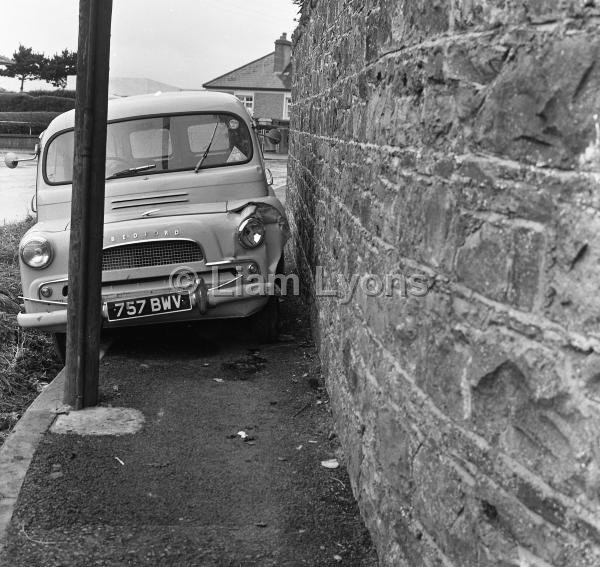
45 130 74 183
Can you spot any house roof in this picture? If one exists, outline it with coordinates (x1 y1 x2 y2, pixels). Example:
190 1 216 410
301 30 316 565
203 53 291 92
0 55 13 66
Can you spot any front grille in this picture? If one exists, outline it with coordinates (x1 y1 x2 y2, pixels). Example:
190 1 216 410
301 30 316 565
102 240 203 271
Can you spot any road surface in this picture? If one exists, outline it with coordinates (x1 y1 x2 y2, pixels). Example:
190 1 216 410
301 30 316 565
0 150 36 224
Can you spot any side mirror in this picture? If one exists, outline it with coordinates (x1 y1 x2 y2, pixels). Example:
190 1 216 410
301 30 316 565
4 152 19 169
266 168 273 186
266 129 282 144
3 149 39 169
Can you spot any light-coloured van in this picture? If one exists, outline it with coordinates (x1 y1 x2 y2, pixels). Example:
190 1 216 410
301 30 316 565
7 91 288 356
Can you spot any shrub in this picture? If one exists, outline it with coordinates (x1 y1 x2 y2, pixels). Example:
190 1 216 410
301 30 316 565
0 93 75 113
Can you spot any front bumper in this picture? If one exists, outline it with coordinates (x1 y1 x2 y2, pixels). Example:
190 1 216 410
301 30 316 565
18 281 278 332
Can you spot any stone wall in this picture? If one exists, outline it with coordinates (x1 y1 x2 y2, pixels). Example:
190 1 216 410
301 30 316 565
287 1 600 565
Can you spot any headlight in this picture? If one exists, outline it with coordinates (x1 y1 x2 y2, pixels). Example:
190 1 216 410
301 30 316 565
238 218 265 249
20 236 53 269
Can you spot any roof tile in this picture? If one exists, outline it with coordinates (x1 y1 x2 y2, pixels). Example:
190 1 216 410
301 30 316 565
203 53 291 91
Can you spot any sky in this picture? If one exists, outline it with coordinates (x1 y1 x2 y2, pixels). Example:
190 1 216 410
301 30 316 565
0 0 299 92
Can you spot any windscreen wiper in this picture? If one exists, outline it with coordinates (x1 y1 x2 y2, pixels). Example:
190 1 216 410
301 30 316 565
194 122 220 173
108 163 157 179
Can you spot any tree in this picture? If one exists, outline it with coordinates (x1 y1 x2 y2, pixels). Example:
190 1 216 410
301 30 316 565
41 49 77 89
0 45 45 92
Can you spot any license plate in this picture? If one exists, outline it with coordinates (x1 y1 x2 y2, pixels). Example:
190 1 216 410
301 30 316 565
106 292 192 322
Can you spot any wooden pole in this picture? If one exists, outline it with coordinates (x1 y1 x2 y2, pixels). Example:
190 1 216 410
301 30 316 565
64 0 113 409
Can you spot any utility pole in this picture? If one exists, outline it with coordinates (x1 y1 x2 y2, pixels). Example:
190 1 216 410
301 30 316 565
64 0 113 409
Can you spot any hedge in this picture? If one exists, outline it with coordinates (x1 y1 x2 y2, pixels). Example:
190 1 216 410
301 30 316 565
0 112 61 135
0 93 75 113
27 89 76 99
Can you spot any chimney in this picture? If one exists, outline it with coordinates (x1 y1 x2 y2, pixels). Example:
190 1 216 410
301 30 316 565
274 33 292 73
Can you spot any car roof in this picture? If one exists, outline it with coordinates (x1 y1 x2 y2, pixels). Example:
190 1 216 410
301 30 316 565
43 91 251 139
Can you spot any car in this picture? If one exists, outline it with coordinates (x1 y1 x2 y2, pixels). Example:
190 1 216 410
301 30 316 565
5 91 289 359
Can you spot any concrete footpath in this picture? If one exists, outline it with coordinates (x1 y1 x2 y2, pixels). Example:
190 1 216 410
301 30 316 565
0 298 377 566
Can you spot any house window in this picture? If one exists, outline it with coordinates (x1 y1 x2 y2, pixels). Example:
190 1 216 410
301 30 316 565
235 92 254 116
283 95 292 120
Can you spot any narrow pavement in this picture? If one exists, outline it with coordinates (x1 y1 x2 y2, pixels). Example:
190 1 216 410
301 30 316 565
1 297 377 566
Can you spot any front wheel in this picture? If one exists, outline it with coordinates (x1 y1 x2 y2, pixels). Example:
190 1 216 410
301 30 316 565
250 296 279 343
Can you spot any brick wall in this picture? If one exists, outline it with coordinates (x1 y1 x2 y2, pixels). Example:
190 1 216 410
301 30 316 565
288 1 600 565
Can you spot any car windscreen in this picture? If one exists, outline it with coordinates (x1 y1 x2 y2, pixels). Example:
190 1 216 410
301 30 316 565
43 113 253 185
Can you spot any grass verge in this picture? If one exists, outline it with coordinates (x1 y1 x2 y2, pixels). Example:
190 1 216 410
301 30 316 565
0 217 62 445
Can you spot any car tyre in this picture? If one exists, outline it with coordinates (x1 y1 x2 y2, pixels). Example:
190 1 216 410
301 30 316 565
251 296 279 343
52 332 67 364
